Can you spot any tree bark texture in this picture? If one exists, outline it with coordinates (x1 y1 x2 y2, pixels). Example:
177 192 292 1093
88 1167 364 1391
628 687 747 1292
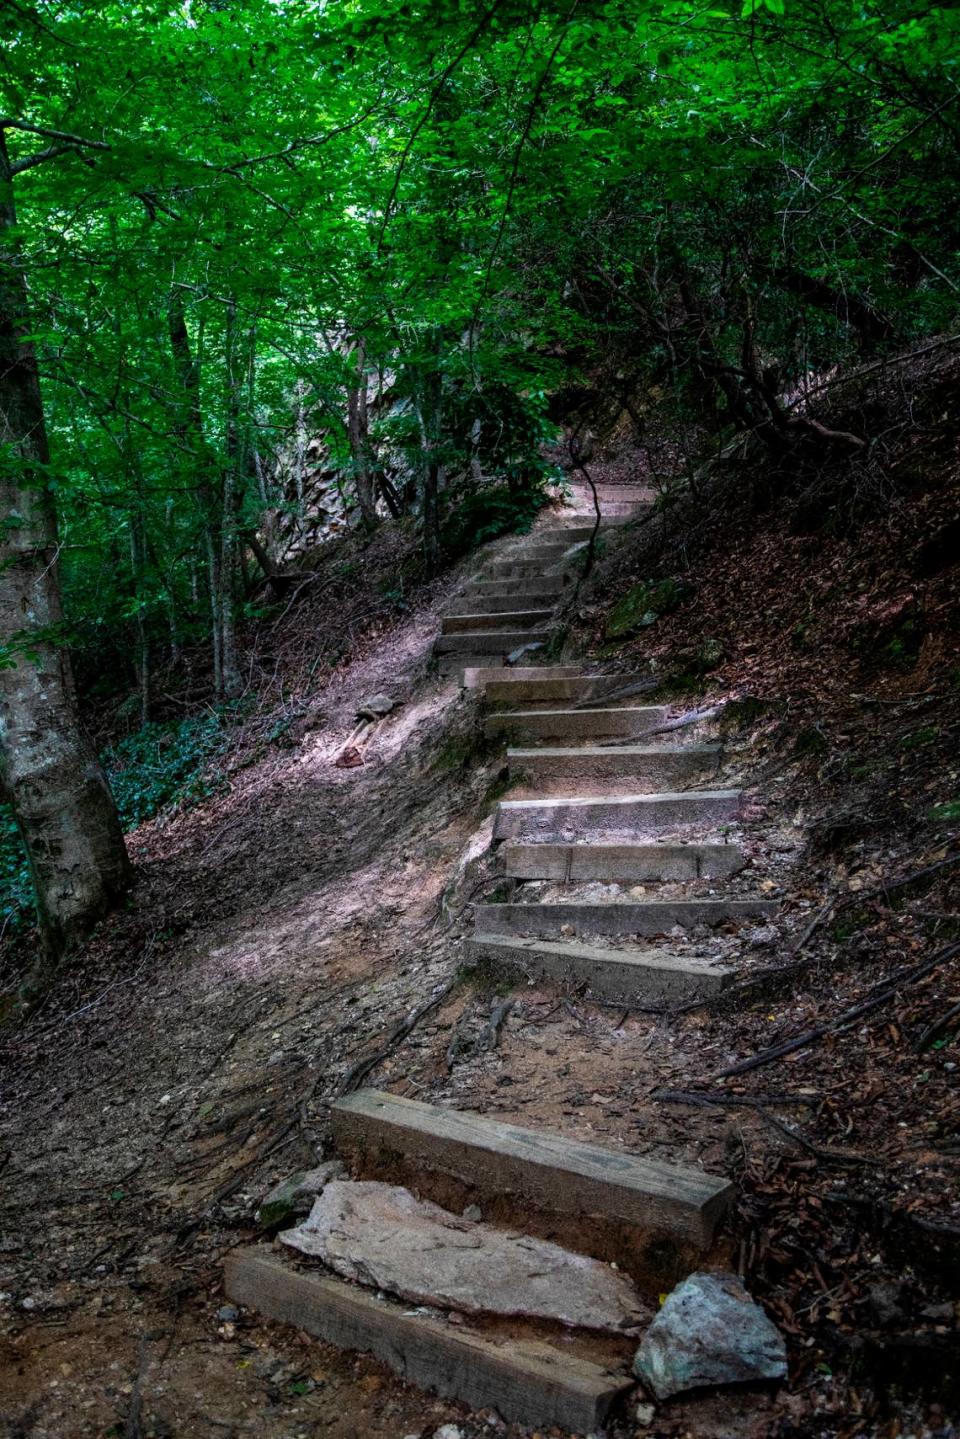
0 131 131 959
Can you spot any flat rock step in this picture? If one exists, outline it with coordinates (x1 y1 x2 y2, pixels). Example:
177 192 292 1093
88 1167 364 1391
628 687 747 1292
436 629 552 655
494 789 742 840
331 1091 733 1265
473 898 777 940
226 1248 632 1431
486 706 669 741
442 610 553 634
463 665 579 689
499 840 745 882
280 1179 646 1334
468 933 734 1004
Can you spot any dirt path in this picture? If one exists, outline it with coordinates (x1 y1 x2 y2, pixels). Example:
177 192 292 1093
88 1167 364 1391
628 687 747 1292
0 568 519 1439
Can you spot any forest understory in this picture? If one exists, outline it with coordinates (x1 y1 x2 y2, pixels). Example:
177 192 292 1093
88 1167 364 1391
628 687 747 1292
0 342 958 1439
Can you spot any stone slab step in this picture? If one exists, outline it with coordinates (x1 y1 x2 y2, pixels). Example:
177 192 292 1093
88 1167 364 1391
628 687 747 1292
499 840 745 882
506 744 721 792
493 789 742 840
473 898 777 940
435 629 552 655
486 706 669 742
331 1091 733 1262
225 1248 632 1431
463 664 579 689
467 932 734 1003
443 609 553 634
452 590 562 614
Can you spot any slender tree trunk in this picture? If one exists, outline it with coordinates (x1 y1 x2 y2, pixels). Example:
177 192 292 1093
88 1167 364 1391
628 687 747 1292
129 510 150 728
346 338 378 530
0 131 131 963
218 297 243 699
168 286 225 692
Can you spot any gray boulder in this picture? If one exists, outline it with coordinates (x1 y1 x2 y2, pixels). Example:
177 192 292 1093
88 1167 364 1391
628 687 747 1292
634 1271 786 1400
356 692 398 720
257 1160 345 1229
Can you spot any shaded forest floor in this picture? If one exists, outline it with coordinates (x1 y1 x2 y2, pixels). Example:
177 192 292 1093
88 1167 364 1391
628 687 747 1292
1 354 959 1439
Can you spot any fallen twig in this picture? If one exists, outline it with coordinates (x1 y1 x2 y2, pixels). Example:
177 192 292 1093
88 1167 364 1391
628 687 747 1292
710 941 960 1081
916 997 960 1053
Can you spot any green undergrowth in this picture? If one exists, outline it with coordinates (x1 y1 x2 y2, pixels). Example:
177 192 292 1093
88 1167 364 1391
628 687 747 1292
0 707 236 937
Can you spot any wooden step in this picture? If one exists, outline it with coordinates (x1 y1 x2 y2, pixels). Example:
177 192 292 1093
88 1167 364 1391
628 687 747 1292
482 561 574 581
482 673 649 707
435 629 552 655
452 590 561 614
493 789 742 840
499 840 745 882
485 706 669 742
462 665 579 690
467 932 734 1004
506 744 721 794
473 897 777 940
225 1248 632 1431
439 654 505 681
442 609 553 634
468 572 570 594
331 1091 733 1271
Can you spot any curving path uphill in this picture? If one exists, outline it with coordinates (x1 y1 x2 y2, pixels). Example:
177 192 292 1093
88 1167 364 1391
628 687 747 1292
227 481 781 1431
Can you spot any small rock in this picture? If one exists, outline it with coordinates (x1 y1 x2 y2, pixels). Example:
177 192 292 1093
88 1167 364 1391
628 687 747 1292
434 1428 463 1439
257 1161 345 1229
635 1400 656 1426
356 692 397 720
747 924 778 949
462 1204 483 1223
634 1271 786 1400
216 1304 239 1323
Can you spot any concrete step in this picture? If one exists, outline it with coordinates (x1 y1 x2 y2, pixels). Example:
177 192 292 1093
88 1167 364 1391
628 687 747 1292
481 673 648 707
452 590 561 614
467 932 734 1004
499 840 746 882
442 609 553 635
485 706 669 742
463 665 579 689
226 1248 632 1431
506 744 722 793
473 897 777 940
493 789 742 841
435 629 552 655
331 1090 733 1272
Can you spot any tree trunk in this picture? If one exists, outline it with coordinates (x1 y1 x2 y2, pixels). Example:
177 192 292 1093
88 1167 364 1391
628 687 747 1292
218 296 243 699
168 286 226 693
346 338 378 530
0 130 131 963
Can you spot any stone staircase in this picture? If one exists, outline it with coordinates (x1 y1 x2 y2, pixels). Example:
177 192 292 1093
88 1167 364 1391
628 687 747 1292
435 480 655 676
225 478 783 1429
